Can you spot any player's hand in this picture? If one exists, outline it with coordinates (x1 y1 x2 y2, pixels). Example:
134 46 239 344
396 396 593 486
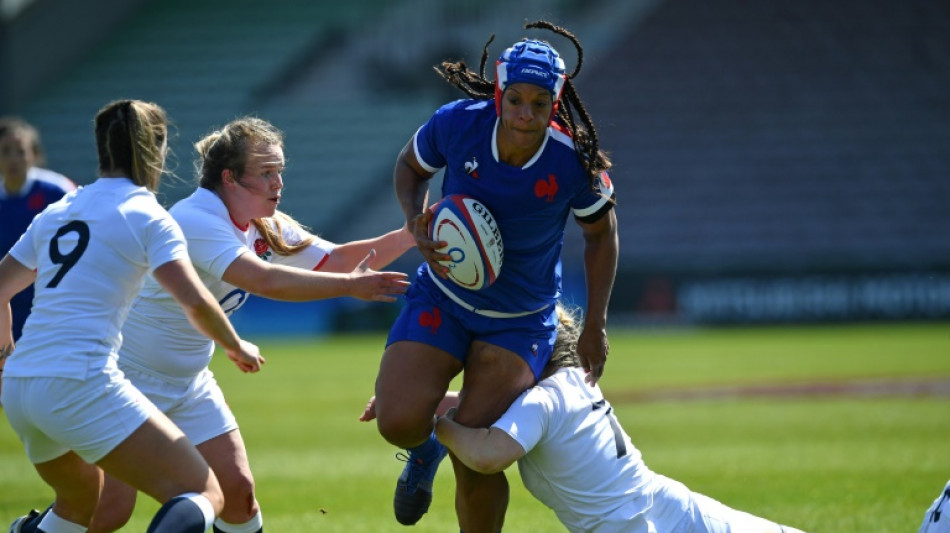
409 209 451 278
349 250 411 302
578 325 608 386
359 395 377 422
226 339 266 373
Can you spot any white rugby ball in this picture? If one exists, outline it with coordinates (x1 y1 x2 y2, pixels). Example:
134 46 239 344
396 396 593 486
429 194 503 290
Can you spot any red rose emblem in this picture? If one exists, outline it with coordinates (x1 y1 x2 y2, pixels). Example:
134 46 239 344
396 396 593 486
253 238 269 256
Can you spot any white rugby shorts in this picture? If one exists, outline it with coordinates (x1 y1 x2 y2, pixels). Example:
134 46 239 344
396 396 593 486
119 364 237 446
2 365 158 464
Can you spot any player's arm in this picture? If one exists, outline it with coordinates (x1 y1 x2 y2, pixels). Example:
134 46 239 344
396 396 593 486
222 250 409 302
359 391 523 472
321 224 416 273
394 139 451 276
576 208 618 385
0 254 35 371
434 408 526 474
152 258 264 373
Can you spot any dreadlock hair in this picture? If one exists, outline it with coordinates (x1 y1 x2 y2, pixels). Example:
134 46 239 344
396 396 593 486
435 20 614 200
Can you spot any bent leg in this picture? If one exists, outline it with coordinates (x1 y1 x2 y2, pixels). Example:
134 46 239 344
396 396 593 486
32 451 103 527
375 340 461 448
197 429 262 529
88 474 137 533
452 341 536 533
96 412 223 525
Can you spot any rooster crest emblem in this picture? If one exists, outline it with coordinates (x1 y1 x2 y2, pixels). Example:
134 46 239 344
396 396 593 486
464 157 479 178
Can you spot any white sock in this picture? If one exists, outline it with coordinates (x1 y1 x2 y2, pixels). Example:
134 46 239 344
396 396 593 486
37 510 87 533
214 510 263 533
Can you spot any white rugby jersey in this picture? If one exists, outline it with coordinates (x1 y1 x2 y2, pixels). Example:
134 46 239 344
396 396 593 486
491 367 653 532
5 178 187 378
118 187 334 379
920 479 950 533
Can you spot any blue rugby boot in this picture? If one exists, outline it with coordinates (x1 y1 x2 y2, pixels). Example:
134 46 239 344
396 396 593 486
8 509 41 533
393 436 447 525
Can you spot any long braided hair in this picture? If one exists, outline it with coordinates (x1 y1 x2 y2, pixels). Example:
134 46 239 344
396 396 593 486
436 20 613 198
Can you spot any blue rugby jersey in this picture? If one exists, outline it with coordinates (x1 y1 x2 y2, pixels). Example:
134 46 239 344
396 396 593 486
1 168 76 339
413 99 615 315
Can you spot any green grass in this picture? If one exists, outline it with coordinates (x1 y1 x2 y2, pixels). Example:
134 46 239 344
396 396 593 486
2 322 948 531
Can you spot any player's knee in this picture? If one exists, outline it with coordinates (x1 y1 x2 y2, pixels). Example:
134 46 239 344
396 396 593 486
221 474 259 519
376 412 431 448
89 506 134 533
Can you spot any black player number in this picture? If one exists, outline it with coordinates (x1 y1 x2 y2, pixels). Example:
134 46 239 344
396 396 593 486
47 221 90 288
593 399 628 459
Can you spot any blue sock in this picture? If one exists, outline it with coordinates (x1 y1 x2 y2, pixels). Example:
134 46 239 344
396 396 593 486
409 431 443 462
146 493 215 533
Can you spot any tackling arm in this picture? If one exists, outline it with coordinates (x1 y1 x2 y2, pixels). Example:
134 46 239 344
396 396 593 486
434 410 526 474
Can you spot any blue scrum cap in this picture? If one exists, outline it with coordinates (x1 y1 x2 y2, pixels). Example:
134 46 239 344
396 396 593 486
494 39 567 116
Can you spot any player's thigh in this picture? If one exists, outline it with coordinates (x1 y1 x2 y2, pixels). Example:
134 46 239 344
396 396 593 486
375 340 462 427
96 410 216 504
454 341 535 427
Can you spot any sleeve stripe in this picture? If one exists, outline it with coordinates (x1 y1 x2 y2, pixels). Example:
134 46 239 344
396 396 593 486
412 128 443 174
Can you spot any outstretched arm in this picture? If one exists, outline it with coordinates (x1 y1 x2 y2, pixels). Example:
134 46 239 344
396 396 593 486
322 224 416 273
223 249 409 302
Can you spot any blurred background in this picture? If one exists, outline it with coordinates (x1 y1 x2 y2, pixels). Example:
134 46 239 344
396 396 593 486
2 0 948 335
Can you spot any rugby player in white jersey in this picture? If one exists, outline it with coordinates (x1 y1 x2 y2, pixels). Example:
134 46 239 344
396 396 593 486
363 304 808 533
82 117 413 533
920 480 950 533
1 100 264 533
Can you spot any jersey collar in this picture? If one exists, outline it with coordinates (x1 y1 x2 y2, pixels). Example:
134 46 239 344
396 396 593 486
491 118 550 170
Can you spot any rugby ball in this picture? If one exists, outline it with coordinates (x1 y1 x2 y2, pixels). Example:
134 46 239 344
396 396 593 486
429 194 503 290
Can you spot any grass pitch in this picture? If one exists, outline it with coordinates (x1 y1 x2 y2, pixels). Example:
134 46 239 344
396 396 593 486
1 322 947 531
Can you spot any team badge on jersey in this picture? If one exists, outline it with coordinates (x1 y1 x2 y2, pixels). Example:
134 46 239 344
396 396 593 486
535 174 559 202
253 238 272 261
464 157 479 178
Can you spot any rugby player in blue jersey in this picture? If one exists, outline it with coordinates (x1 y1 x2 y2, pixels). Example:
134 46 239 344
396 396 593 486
372 21 618 532
0 117 76 341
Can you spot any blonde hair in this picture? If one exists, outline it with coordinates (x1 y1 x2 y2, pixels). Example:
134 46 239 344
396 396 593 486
94 100 168 191
548 303 582 370
195 117 313 255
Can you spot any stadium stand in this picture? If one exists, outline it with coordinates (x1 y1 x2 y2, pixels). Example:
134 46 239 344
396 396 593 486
573 0 950 277
6 0 949 324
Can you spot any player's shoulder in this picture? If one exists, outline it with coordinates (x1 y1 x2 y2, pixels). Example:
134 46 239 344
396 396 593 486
29 167 76 192
547 120 576 153
170 188 228 225
433 98 494 125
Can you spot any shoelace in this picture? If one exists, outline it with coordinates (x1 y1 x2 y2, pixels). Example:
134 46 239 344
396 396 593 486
395 451 427 490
